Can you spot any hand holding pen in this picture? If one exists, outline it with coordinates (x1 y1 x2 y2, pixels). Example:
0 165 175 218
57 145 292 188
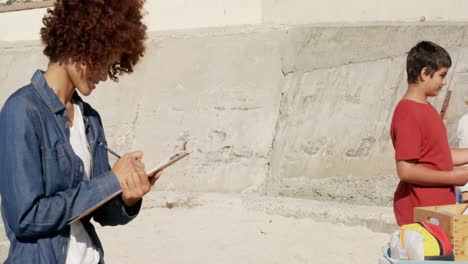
99 142 161 207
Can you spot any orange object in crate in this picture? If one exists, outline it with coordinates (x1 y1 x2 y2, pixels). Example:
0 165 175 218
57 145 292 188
414 204 468 262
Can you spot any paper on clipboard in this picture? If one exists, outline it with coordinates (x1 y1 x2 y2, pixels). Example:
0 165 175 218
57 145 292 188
147 150 190 178
68 150 190 225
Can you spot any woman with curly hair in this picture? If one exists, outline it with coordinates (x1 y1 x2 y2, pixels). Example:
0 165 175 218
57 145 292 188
0 0 159 263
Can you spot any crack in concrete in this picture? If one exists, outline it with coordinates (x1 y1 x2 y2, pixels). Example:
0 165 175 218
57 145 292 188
461 28 468 48
386 64 406 120
308 54 405 72
449 52 462 86
264 91 289 195
297 32 316 57
130 103 142 147
230 106 262 111
281 68 294 77
270 91 288 153
283 53 406 76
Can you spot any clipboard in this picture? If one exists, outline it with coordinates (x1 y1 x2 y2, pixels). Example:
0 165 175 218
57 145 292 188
147 150 190 178
68 150 190 225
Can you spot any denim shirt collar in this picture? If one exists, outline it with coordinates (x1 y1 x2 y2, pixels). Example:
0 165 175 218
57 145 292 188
31 70 88 122
31 70 65 113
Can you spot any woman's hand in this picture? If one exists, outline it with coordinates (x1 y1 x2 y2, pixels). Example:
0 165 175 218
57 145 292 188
112 151 151 207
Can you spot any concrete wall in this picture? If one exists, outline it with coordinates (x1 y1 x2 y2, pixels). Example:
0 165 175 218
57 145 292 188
0 8 46 42
146 0 262 31
3 0 468 42
266 24 468 206
263 0 468 24
0 1 263 42
2 23 468 206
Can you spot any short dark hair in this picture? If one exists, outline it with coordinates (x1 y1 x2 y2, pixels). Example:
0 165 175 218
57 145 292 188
40 0 147 82
406 41 451 84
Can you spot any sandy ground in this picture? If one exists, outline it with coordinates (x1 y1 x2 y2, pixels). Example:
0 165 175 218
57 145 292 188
1 192 391 264
98 193 390 264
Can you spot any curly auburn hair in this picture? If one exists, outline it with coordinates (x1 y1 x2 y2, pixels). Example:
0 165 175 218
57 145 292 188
41 0 147 82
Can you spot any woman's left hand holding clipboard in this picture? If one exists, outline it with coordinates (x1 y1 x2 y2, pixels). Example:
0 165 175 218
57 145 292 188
112 151 159 207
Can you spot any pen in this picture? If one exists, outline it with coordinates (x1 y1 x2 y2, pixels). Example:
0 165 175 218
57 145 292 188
99 142 121 159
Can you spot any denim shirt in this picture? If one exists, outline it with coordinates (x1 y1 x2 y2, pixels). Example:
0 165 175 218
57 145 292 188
0 70 141 264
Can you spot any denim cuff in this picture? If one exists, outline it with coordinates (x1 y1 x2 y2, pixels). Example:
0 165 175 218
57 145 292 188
119 196 142 218
98 171 141 219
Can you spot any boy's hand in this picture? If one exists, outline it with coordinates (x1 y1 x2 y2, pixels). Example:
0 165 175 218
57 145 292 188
453 165 468 185
462 192 468 203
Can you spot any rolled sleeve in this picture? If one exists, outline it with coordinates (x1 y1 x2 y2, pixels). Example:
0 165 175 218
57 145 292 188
92 171 141 226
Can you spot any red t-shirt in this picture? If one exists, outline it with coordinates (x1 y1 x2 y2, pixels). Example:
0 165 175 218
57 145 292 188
390 99 455 226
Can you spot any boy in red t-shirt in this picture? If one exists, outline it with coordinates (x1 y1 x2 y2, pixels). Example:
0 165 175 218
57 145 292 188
390 41 468 226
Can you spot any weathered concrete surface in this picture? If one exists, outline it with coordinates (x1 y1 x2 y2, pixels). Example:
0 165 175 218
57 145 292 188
87 27 285 193
1 24 468 205
263 0 468 24
0 0 264 42
268 175 398 207
4 1 468 42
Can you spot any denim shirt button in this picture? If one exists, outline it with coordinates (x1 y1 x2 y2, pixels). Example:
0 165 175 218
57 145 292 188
79 165 83 173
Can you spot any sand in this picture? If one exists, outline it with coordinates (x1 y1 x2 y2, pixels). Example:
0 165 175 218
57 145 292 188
0 192 391 263
96 192 390 264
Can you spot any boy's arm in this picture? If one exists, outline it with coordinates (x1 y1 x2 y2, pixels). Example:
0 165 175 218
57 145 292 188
455 115 468 202
450 148 468 166
453 147 468 202
396 160 468 186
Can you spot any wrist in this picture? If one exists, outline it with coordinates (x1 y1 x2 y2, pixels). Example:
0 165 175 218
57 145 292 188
452 168 468 186
121 196 140 207
462 192 468 203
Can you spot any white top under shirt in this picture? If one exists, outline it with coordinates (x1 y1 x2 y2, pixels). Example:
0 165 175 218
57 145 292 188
458 114 468 193
65 103 100 264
